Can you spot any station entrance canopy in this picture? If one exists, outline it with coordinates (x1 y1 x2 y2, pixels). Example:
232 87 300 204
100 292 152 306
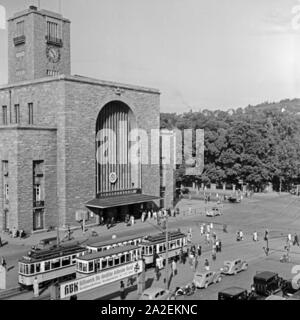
85 193 160 210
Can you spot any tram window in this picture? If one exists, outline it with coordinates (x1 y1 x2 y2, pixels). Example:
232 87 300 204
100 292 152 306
95 260 100 272
19 264 24 274
149 246 153 255
44 261 50 271
88 262 94 272
36 263 41 273
114 257 120 266
30 264 35 274
141 246 145 255
102 258 107 269
120 254 125 264
108 258 113 267
82 263 87 272
24 264 29 275
78 262 82 271
125 253 130 262
51 259 61 269
72 255 77 264
62 257 71 267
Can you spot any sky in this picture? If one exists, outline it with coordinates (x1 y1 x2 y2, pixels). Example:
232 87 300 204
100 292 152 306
0 0 300 113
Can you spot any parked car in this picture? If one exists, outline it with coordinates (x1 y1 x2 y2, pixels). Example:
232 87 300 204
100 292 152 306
252 271 283 297
193 270 222 289
221 259 248 275
206 207 221 217
139 288 173 300
218 287 249 300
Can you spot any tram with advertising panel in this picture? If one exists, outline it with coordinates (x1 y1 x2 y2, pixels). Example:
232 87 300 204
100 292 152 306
18 243 87 288
141 230 188 265
76 244 142 279
86 234 145 253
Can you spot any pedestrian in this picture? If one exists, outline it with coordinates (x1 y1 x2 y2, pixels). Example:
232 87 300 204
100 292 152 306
207 224 210 234
141 211 145 223
171 259 177 276
212 249 216 261
130 215 135 226
218 240 222 252
253 231 258 242
197 245 202 257
204 259 210 271
153 210 157 221
294 233 300 246
223 224 227 233
264 229 269 241
148 210 151 220
205 232 210 245
200 224 204 236
215 239 219 252
288 233 292 245
210 222 214 230
120 281 126 300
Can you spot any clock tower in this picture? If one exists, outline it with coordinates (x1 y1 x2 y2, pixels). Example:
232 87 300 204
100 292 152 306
7 5 71 83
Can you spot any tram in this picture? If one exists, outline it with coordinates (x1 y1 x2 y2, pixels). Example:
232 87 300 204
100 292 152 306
18 243 87 288
141 230 188 265
86 234 145 253
76 244 142 279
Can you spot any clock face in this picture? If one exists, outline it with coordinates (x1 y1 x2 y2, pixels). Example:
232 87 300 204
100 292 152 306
46 47 60 63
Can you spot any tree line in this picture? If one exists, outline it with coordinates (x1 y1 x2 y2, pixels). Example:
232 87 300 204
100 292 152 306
160 99 300 192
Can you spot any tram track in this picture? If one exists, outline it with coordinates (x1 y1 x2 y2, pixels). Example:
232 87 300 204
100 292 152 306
0 287 23 300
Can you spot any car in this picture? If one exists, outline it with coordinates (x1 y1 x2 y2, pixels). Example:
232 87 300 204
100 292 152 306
221 259 248 275
252 271 282 297
227 196 241 203
218 287 249 300
139 287 173 300
193 270 222 289
206 207 221 217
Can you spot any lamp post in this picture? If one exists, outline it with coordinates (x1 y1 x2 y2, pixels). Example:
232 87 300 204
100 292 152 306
164 214 169 290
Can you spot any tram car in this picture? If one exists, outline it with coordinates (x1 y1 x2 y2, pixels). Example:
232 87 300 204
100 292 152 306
86 234 145 253
76 244 142 279
18 242 87 288
140 230 188 266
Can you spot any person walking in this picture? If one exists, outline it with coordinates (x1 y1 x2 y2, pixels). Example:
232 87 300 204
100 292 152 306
197 245 202 257
253 231 258 242
212 248 217 261
294 233 300 246
1 257 7 269
200 224 204 236
204 259 210 271
171 259 177 277
33 276 39 297
120 281 126 300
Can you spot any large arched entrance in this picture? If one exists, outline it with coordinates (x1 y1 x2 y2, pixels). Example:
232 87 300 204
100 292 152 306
95 101 140 196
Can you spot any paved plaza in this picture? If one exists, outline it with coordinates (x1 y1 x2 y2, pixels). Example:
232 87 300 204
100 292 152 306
1 192 300 300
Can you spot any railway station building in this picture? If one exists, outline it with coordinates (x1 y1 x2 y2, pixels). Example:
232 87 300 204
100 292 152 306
0 6 175 233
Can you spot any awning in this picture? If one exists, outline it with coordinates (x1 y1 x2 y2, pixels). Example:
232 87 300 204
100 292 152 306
85 193 161 210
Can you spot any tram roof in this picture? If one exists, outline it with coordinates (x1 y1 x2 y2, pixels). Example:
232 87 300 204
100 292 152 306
141 230 186 244
87 233 144 248
19 243 84 263
77 244 140 261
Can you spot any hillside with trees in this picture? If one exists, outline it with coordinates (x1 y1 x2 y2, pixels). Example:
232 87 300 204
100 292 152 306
161 99 300 191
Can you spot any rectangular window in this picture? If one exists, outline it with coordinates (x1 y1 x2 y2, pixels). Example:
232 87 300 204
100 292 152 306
46 69 59 77
47 21 58 39
35 184 41 201
62 257 71 267
14 104 20 124
2 106 7 125
44 261 50 271
16 21 24 37
28 103 33 124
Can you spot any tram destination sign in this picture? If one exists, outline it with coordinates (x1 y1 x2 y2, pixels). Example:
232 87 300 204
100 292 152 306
60 260 143 299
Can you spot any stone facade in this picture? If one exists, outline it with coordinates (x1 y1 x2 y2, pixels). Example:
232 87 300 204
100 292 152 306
0 76 161 232
0 6 169 233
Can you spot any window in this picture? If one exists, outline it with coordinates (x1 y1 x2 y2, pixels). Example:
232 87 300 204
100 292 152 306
46 70 60 77
114 256 120 266
2 106 7 125
108 258 113 267
16 21 24 37
88 261 94 272
82 263 87 272
62 257 71 267
30 264 35 274
36 263 41 273
101 258 107 270
35 184 41 201
120 254 125 264
28 103 33 124
47 21 58 39
51 259 61 269
44 261 50 271
14 104 20 124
